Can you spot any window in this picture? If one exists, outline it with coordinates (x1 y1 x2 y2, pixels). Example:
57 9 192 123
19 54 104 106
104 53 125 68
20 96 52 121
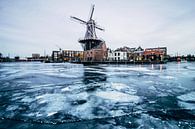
118 53 120 56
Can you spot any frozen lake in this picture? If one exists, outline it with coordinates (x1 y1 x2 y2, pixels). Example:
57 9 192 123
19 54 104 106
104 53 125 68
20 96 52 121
0 62 195 129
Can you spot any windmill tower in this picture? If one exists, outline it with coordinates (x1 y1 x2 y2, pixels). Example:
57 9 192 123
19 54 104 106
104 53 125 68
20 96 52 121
70 5 104 51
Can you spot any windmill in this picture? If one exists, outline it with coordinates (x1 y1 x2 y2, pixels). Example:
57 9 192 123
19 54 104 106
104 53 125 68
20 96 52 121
70 5 104 51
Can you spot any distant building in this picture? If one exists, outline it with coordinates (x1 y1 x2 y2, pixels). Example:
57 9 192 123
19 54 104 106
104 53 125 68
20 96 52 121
107 49 113 61
14 56 20 61
130 46 144 61
32 53 40 59
27 53 45 61
51 50 84 62
144 47 167 55
107 47 128 61
0 53 2 62
62 50 83 62
120 47 136 61
52 51 62 62
143 47 167 62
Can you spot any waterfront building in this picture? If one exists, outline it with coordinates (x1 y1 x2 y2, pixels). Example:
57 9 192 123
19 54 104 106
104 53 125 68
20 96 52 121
107 48 127 61
132 46 144 61
27 53 47 62
123 47 136 61
52 51 62 62
32 53 40 59
144 47 167 55
113 46 142 62
0 53 2 62
107 49 113 61
62 50 83 62
14 56 20 61
143 47 167 62
83 42 107 61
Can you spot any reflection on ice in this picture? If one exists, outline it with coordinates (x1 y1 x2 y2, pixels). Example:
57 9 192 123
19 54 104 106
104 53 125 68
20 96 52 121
159 75 175 80
106 66 150 72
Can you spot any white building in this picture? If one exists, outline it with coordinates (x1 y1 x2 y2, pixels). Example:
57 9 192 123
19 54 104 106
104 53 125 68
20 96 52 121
107 49 127 61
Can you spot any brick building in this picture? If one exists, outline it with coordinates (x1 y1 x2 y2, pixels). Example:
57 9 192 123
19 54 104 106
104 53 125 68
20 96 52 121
143 47 167 61
62 50 83 62
83 42 107 61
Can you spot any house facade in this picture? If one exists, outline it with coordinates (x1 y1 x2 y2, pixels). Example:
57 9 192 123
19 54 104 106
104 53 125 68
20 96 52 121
62 50 83 62
143 47 167 62
107 47 128 61
83 42 107 61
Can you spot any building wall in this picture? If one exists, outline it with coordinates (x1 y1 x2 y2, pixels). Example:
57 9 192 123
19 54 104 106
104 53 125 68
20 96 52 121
107 51 127 61
32 53 40 59
143 47 167 61
107 46 167 62
62 50 83 62
143 51 164 61
83 42 107 61
52 51 61 62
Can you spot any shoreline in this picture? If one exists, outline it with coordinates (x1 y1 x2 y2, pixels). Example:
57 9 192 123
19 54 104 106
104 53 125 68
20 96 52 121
1 60 194 65
72 61 166 65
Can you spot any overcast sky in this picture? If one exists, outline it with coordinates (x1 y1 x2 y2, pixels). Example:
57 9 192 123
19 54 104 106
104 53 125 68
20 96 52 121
0 0 195 57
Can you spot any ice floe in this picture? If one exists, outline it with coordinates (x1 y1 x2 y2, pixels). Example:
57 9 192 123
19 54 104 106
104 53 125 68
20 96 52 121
96 91 140 103
177 92 195 109
177 92 195 102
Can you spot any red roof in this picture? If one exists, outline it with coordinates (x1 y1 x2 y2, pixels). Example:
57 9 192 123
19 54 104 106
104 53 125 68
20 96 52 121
143 50 164 55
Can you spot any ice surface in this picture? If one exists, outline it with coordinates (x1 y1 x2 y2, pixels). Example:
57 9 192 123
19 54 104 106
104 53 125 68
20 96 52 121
106 66 150 72
96 91 140 103
61 87 71 92
178 101 195 110
111 83 128 90
177 92 195 110
0 62 195 128
177 92 195 102
36 94 67 114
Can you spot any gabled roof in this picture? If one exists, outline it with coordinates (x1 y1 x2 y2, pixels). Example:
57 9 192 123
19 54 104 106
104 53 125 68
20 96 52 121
115 46 137 52
136 46 144 51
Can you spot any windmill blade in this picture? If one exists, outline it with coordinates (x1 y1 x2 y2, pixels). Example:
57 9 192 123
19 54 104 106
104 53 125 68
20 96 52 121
70 16 87 24
95 25 105 31
89 5 95 20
